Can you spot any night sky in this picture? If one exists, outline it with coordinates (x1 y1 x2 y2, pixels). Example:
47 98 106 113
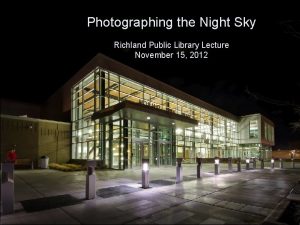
2 4 300 149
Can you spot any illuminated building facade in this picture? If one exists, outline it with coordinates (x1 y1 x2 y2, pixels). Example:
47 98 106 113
71 54 274 169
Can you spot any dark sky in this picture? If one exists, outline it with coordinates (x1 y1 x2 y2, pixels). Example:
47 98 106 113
2 4 300 149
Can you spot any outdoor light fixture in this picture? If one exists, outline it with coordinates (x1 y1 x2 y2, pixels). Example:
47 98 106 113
146 116 151 120
214 158 220 175
271 159 274 163
142 160 150 188
172 122 175 125
246 158 250 170
142 162 149 171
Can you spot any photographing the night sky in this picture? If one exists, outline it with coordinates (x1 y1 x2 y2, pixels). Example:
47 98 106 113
2 5 300 149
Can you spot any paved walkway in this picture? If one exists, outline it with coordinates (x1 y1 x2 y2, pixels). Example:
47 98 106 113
1 164 299 224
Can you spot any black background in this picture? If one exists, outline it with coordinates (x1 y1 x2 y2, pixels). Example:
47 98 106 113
2 4 300 148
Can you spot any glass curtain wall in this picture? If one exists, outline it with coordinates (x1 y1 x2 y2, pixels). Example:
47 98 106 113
71 67 241 169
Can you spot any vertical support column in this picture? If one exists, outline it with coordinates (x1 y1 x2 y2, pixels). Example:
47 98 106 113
123 119 128 170
246 158 250 170
280 158 283 169
261 159 264 169
228 157 232 173
109 123 113 168
196 157 202 178
86 160 96 200
271 158 275 169
142 159 150 188
253 158 256 169
1 163 14 215
154 128 159 167
176 158 183 183
172 128 176 166
237 157 241 172
214 157 220 175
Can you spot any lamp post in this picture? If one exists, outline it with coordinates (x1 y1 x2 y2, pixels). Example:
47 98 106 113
176 158 183 183
261 158 264 169
142 159 149 188
214 157 220 175
196 157 202 178
1 163 14 215
271 158 275 169
86 160 96 200
237 157 241 172
253 158 256 169
246 158 250 170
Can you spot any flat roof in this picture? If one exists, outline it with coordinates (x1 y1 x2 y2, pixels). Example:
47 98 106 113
0 114 70 125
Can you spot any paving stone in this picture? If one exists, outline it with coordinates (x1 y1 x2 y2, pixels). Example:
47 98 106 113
117 199 153 211
193 196 222 205
200 218 225 224
241 205 272 216
154 210 194 224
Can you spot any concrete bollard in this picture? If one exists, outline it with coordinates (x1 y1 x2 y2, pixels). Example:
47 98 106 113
228 157 233 173
246 158 250 170
86 160 96 200
196 158 202 178
142 159 149 188
214 157 220 175
1 163 14 215
271 159 275 169
176 158 183 183
261 159 264 169
280 159 283 169
253 158 256 169
237 157 241 172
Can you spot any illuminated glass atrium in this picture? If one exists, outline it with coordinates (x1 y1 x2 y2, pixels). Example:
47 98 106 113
71 58 274 169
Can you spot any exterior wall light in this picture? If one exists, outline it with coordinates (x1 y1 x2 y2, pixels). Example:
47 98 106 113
215 159 220 165
271 158 275 169
146 116 151 120
246 159 250 163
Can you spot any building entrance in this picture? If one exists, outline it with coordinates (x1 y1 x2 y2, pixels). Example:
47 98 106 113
132 141 150 167
158 142 172 166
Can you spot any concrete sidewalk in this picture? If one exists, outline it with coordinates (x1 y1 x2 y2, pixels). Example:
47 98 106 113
1 164 299 224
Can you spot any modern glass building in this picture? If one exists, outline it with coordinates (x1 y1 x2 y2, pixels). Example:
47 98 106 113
71 54 274 169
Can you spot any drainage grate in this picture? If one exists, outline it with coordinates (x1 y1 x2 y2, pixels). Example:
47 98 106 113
96 185 141 198
21 194 83 212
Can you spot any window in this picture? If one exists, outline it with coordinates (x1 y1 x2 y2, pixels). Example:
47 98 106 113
249 120 258 138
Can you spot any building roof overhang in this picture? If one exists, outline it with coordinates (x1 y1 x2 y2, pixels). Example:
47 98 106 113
91 101 198 128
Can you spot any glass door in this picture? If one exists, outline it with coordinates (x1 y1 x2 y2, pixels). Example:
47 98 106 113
159 143 172 165
132 141 149 167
